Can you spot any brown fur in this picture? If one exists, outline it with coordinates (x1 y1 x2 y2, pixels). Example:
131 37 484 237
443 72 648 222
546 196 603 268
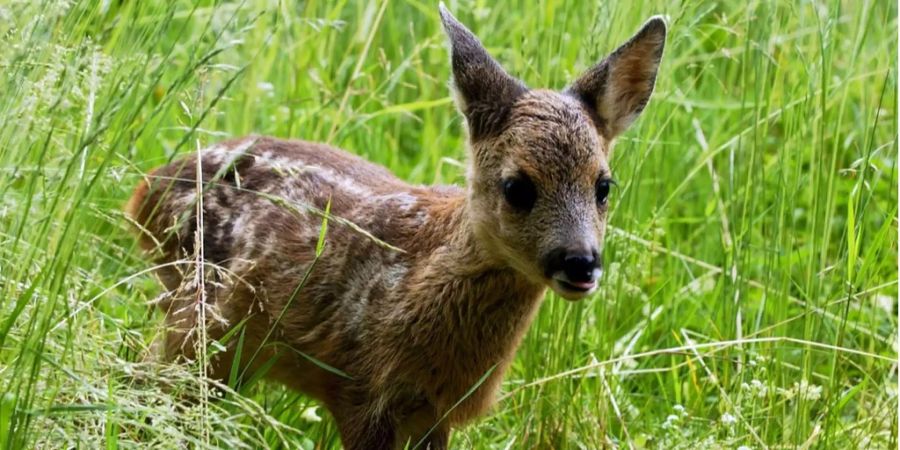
126 7 665 449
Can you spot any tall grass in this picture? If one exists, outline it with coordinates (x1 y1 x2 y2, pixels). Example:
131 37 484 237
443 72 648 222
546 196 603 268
0 0 896 448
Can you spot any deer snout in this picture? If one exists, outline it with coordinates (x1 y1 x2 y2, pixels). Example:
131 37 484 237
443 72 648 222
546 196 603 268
543 246 602 300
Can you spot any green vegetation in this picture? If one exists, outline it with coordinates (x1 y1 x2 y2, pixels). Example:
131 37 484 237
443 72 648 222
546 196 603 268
0 0 896 448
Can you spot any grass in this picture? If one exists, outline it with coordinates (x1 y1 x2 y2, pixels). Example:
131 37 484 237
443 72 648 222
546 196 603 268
0 0 896 448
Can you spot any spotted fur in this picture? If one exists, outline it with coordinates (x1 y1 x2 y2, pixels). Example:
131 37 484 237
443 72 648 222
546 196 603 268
126 6 665 449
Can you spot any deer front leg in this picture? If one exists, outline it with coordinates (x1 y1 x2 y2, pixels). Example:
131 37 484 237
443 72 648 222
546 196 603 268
332 404 396 450
396 407 449 450
420 428 449 450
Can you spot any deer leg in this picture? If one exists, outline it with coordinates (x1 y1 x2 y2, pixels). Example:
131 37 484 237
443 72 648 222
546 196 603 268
328 391 397 450
396 407 450 450
333 409 396 450
423 429 449 450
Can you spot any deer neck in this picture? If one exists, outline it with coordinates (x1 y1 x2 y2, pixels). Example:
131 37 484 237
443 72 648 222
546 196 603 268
414 194 547 351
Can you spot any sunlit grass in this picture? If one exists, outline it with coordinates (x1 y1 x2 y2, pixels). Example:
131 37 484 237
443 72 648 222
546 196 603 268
0 0 896 448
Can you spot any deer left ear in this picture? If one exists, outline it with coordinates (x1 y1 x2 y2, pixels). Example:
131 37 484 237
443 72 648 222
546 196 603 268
566 16 667 140
439 3 527 140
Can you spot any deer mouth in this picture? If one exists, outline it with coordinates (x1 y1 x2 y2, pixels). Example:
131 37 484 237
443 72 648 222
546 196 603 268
556 279 596 292
550 270 601 300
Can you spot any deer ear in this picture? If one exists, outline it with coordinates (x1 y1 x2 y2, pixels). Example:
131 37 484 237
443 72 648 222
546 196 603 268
439 3 527 139
566 16 666 139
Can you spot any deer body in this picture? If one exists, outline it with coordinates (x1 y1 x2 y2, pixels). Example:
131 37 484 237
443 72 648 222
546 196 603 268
128 6 666 449
129 136 544 446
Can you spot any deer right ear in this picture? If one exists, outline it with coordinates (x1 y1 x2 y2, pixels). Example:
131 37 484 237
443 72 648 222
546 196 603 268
439 3 527 139
566 16 667 140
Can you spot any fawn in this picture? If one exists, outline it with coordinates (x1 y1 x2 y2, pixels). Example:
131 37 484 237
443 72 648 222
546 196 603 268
127 5 665 449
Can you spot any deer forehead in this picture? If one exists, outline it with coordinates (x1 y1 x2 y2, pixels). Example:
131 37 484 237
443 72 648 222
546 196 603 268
501 90 608 188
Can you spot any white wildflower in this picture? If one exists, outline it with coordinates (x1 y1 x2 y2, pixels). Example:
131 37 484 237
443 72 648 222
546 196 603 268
777 379 822 401
257 81 275 97
662 414 681 430
874 294 894 314
686 275 716 296
300 406 322 423
741 379 768 398
720 412 737 425
796 379 823 401
776 386 793 399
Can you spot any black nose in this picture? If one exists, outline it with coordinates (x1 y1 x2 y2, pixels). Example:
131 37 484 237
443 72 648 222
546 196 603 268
544 247 600 282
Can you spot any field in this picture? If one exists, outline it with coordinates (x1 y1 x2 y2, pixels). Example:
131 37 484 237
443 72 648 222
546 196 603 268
0 0 897 448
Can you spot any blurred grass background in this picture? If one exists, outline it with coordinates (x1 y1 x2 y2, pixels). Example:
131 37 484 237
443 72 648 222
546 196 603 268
0 0 896 448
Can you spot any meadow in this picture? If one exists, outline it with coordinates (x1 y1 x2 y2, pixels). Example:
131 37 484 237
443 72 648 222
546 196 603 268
0 0 897 448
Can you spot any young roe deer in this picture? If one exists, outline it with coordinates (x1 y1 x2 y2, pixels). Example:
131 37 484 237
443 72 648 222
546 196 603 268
126 5 666 449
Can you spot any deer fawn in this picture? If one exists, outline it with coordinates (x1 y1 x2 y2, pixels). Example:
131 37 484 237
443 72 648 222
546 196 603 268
127 5 665 449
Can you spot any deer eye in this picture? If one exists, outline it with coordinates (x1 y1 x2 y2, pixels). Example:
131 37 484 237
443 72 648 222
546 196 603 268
596 178 614 206
502 175 536 212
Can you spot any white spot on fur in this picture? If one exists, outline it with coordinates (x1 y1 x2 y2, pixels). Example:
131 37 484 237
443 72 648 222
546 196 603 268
304 165 374 199
172 192 197 213
382 192 417 211
203 137 257 168
382 264 408 287
343 258 408 332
